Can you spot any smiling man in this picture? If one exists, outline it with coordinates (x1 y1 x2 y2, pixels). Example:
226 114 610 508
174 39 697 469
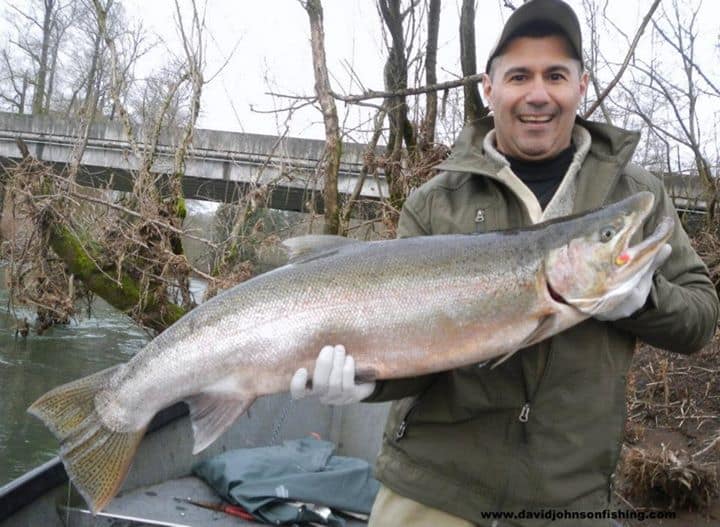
484 34 587 162
291 1 719 525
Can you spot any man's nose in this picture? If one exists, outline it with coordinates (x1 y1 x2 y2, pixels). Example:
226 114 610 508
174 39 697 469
525 78 551 105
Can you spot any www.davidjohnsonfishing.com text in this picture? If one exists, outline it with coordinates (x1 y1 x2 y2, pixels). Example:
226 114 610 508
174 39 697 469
478 509 677 522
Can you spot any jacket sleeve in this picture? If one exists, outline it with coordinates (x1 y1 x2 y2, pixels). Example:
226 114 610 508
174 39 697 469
611 177 719 354
363 188 438 402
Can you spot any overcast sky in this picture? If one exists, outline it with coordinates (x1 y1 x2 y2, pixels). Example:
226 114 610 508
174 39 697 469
123 0 719 142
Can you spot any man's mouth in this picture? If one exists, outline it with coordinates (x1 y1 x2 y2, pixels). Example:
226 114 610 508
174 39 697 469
518 115 553 123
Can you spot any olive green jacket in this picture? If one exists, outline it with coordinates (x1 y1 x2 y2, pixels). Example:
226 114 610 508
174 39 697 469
367 117 719 526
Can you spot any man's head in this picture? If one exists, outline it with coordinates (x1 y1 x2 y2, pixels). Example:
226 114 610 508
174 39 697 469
482 0 588 161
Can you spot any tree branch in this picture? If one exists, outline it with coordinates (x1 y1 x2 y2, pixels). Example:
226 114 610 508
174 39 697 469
583 0 661 119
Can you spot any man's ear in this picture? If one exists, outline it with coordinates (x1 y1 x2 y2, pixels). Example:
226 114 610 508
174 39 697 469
579 70 589 98
482 72 493 107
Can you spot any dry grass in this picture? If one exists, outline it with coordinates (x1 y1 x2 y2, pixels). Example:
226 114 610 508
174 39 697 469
619 338 720 515
620 443 718 511
617 220 720 516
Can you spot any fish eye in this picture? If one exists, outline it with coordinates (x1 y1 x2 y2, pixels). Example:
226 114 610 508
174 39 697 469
599 226 616 242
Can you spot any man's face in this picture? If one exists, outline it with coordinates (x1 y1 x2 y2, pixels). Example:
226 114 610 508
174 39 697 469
482 35 588 161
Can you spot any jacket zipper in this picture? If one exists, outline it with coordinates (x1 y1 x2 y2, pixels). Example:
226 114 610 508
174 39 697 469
518 341 555 441
518 403 530 423
501 342 555 510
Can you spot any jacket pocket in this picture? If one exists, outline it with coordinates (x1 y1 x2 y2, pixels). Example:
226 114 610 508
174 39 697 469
383 396 415 443
390 381 437 442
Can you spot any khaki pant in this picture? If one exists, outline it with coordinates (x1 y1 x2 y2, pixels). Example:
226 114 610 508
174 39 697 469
368 484 475 527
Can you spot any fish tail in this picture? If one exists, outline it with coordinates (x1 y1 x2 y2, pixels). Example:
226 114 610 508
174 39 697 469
28 366 145 514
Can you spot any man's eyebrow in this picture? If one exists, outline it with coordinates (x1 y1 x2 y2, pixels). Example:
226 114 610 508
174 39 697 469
502 66 531 79
546 64 572 74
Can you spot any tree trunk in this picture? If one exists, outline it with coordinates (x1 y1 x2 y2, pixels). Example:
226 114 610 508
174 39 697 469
48 221 186 332
459 0 486 122
83 30 104 119
31 0 55 114
421 0 441 148
44 39 59 113
304 0 341 234
378 0 415 210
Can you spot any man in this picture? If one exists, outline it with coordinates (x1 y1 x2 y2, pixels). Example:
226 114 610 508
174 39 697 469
291 0 719 525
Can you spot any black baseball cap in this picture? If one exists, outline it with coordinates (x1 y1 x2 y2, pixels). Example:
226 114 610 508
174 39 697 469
485 0 583 74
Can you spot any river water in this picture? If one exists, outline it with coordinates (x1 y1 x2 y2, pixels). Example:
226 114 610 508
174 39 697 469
0 276 150 485
0 205 217 486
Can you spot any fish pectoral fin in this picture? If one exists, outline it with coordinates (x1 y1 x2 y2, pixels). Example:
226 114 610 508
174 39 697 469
490 314 557 369
490 349 519 369
186 392 255 455
282 235 362 264
519 314 559 349
27 365 145 514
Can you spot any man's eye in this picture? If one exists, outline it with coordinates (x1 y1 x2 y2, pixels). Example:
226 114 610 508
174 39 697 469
549 73 566 81
510 74 527 82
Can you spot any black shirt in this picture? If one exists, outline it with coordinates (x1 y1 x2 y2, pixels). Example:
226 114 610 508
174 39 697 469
506 145 576 210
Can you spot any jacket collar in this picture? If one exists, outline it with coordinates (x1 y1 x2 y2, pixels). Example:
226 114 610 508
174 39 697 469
572 116 641 213
434 115 641 214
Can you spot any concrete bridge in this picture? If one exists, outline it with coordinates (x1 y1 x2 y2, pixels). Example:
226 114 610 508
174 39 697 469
0 112 387 214
0 112 708 217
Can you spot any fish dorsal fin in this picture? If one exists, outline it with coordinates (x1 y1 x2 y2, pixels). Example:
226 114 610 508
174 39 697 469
185 392 255 454
282 235 362 264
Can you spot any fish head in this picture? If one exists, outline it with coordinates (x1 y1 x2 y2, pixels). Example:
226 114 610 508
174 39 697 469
544 191 674 316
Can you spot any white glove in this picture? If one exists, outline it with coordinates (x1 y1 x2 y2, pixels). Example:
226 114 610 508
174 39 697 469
595 243 672 321
290 345 376 405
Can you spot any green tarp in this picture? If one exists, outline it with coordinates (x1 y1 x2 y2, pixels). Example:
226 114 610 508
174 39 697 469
193 438 379 526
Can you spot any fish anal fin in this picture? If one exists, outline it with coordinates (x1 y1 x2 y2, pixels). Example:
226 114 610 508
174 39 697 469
282 235 362 264
186 392 255 455
491 314 557 369
28 366 145 514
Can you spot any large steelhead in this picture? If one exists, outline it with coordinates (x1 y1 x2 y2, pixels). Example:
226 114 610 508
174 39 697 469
29 191 673 512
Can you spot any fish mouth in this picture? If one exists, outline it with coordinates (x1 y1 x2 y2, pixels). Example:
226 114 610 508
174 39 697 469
587 206 673 315
612 198 673 281
619 216 674 267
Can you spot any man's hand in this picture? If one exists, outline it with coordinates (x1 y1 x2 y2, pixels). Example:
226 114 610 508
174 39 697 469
595 243 672 321
290 345 376 405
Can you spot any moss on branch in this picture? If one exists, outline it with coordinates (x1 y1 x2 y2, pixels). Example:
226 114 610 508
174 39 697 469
48 222 187 333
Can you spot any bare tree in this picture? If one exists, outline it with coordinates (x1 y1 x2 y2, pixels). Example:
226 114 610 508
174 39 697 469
419 0 440 147
1 0 219 334
616 0 717 222
0 50 29 113
301 0 341 235
3 0 72 114
581 0 661 121
460 0 484 122
377 0 417 210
